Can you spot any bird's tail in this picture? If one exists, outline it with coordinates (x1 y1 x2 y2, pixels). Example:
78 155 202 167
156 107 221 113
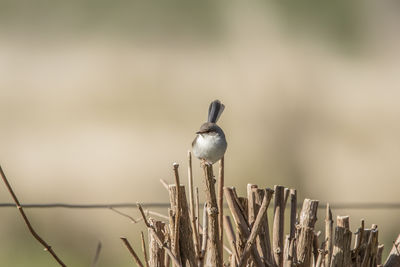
208 100 225 123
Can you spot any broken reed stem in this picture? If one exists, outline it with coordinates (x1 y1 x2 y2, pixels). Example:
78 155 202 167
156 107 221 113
238 189 273 267
188 152 200 259
273 185 285 267
384 234 400 267
121 237 144 267
0 166 66 267
224 215 240 264
325 203 333 267
109 207 138 223
218 156 225 262
200 202 208 266
91 241 102 267
160 179 170 191
172 163 181 263
296 199 319 267
289 189 297 239
330 216 352 267
196 187 200 235
137 203 182 267
141 232 150 267
202 163 222 267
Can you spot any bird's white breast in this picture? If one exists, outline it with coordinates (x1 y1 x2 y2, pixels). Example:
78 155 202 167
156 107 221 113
193 133 227 164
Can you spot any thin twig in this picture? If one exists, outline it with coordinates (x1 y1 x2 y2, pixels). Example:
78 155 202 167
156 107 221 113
91 241 102 267
172 163 181 264
137 202 182 267
188 151 200 259
109 207 137 223
121 237 144 267
196 187 200 234
238 189 273 267
200 202 208 266
224 215 240 265
160 179 170 191
0 166 66 267
146 210 169 220
141 232 149 267
218 156 225 260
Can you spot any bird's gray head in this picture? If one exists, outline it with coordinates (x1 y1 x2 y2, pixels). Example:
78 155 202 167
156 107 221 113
196 122 224 136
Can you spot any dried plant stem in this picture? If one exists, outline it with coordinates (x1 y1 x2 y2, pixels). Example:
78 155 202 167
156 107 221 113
238 189 273 267
273 185 285 267
0 166 66 267
218 156 225 261
325 204 333 267
384 235 400 267
188 152 200 259
172 163 182 264
202 163 222 266
160 179 170 190
91 241 102 267
224 215 240 265
196 187 200 235
141 232 149 267
121 237 144 267
330 216 352 267
296 199 319 267
137 203 182 267
200 202 208 267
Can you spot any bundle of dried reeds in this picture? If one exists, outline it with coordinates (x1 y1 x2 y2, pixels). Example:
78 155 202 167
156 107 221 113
122 153 400 267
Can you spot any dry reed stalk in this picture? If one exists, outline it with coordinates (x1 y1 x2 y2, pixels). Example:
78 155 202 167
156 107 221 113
202 163 222 267
377 244 384 266
384 234 400 267
141 232 149 267
238 188 273 267
172 163 182 264
218 156 225 262
325 204 333 267
187 152 200 260
148 219 166 266
200 202 208 267
91 241 102 267
296 199 319 267
361 224 379 267
289 189 297 240
0 166 66 267
224 215 240 265
169 185 196 266
121 237 144 267
330 216 352 267
160 178 170 191
137 203 182 267
224 186 264 267
196 187 200 235
273 185 285 267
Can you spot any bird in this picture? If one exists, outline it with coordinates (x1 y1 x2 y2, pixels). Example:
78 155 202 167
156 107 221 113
192 100 227 164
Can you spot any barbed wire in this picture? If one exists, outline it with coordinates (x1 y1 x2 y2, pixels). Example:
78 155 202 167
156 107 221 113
1 202 400 210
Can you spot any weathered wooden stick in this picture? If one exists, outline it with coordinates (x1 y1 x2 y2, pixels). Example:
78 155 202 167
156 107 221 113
218 156 225 261
137 203 182 267
283 234 297 267
289 189 297 240
383 234 400 267
172 163 182 264
312 231 321 264
353 219 365 267
296 199 319 267
121 237 145 267
187 152 200 260
148 219 166 266
195 187 200 236
330 216 352 267
169 185 196 266
202 163 222 267
224 186 264 267
361 224 379 267
199 203 208 267
377 244 384 266
273 185 285 267
224 215 240 265
141 231 150 267
238 189 273 267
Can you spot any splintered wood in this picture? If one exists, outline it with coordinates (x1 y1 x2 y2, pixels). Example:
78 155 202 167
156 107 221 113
126 161 398 267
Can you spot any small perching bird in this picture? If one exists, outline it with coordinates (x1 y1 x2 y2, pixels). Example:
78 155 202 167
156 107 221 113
192 100 227 164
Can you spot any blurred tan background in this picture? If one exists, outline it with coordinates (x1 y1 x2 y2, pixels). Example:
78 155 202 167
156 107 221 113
0 1 399 266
